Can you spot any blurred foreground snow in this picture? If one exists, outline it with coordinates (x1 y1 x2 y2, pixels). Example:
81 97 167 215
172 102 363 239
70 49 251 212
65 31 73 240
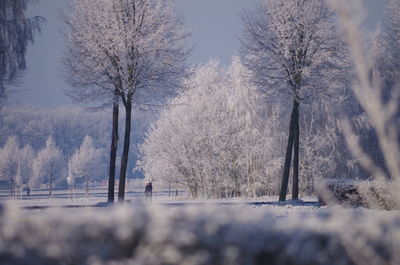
0 202 399 265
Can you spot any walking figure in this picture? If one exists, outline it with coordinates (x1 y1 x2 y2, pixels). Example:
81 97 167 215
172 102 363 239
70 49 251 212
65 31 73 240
144 180 153 201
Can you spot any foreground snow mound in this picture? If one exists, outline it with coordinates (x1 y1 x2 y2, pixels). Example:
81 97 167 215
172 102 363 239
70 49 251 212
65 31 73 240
0 204 399 265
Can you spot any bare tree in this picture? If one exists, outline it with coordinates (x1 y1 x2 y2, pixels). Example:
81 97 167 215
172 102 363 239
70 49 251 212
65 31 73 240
241 0 342 201
63 0 189 203
0 0 44 102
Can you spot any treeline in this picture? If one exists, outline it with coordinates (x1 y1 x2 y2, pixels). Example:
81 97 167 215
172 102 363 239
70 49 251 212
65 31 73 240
0 105 151 194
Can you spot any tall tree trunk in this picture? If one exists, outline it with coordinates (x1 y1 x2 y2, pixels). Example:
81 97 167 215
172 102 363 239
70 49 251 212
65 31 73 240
279 100 299 201
292 101 300 200
118 96 132 203
108 100 119 203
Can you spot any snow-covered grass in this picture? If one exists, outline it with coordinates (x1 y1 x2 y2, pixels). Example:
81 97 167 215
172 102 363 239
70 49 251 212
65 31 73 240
1 179 316 209
0 179 190 207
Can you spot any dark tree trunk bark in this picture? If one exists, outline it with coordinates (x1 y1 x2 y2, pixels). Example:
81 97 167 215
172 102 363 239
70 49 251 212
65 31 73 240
279 100 299 201
292 102 300 200
108 101 119 203
118 96 132 203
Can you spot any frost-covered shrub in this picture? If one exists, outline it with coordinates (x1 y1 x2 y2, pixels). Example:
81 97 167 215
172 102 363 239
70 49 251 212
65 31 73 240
316 178 363 207
356 180 400 210
317 178 400 210
1 205 400 265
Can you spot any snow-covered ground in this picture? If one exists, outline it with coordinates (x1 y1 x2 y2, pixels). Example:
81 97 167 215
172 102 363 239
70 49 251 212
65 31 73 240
0 180 188 207
0 182 321 216
0 180 318 211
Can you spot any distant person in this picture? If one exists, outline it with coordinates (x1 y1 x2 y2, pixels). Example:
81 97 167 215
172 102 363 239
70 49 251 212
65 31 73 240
144 180 153 201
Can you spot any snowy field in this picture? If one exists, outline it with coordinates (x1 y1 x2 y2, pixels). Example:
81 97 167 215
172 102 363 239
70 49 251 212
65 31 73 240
0 179 188 207
0 180 320 217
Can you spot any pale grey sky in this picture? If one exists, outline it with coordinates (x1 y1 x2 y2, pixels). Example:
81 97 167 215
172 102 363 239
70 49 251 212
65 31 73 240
11 0 388 106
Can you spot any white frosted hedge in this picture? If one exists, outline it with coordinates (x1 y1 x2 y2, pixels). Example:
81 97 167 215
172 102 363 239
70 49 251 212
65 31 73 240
0 204 399 265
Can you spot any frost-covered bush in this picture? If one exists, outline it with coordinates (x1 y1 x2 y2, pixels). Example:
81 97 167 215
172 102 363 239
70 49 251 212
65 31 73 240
317 178 400 210
356 180 400 210
1 205 400 265
140 59 284 198
316 178 363 207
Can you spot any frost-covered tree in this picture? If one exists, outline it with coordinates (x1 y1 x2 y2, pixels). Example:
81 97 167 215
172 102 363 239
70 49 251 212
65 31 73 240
0 105 112 157
0 0 44 102
0 136 20 195
19 144 35 191
68 135 103 195
367 0 400 104
383 0 400 84
32 136 63 195
241 0 343 201
63 0 189 203
140 59 284 198
299 102 339 193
